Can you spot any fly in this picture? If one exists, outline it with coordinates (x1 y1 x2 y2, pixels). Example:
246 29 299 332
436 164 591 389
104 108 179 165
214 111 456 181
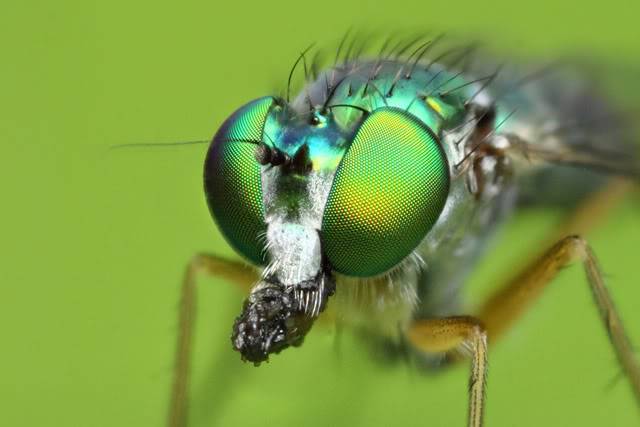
163 35 640 427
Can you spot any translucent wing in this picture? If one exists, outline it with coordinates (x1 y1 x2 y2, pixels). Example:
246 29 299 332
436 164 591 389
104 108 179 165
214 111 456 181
487 58 640 205
513 59 637 168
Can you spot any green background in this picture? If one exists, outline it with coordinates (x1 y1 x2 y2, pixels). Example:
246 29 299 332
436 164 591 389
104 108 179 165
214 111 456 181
2 1 639 426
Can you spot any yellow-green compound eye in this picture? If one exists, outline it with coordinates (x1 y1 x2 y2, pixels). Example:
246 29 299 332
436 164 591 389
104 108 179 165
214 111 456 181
204 97 275 265
321 108 450 277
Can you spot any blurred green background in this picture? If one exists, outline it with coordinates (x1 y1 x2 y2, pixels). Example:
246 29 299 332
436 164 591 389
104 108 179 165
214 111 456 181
2 1 639 426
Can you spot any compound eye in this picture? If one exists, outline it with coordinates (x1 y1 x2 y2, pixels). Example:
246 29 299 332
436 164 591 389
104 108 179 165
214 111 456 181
204 97 275 265
321 107 450 277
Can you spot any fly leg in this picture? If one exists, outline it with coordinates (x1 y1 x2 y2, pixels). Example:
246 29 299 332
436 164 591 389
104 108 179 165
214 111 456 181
406 316 488 427
477 235 640 405
475 176 640 404
168 254 259 427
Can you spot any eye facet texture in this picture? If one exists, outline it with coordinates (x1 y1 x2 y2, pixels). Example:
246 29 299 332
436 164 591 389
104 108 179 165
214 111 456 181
322 107 450 277
204 97 274 265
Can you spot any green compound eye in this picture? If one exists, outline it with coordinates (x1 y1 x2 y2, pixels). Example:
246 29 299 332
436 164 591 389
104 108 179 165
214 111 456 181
321 107 450 277
204 97 275 265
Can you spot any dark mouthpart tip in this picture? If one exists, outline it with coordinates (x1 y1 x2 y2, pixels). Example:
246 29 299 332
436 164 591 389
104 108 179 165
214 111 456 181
230 283 295 364
231 275 335 364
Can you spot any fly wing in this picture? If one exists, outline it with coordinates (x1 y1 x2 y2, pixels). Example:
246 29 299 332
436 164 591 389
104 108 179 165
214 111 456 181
510 139 640 179
515 59 638 175
490 58 640 205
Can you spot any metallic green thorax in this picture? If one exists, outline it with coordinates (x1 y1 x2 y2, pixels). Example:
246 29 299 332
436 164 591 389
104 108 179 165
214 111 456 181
264 61 473 172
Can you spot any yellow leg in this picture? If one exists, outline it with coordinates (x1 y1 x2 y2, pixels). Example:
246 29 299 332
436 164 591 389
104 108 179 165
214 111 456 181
477 235 640 405
404 179 636 426
407 316 488 427
167 254 259 427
